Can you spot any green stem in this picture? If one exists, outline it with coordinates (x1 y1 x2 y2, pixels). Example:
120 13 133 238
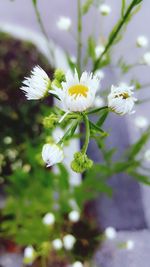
77 0 82 76
58 119 80 145
41 256 47 267
32 2 55 63
82 113 90 154
86 106 108 115
93 0 141 72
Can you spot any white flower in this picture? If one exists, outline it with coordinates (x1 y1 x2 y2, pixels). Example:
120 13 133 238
68 210 80 223
24 246 35 261
95 70 105 80
134 116 148 129
21 66 50 100
95 45 105 58
51 69 100 112
57 16 72 31
144 150 150 162
72 262 84 267
143 52 150 65
52 127 64 143
108 85 136 115
99 4 111 15
42 213 55 226
3 136 12 145
42 144 64 167
94 96 105 107
136 36 148 48
63 234 76 250
52 239 63 250
126 240 135 250
104 227 117 240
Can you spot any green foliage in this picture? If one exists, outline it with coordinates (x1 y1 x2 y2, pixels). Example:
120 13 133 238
82 0 93 14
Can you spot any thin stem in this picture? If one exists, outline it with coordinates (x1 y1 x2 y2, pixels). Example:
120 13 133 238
41 256 47 267
58 119 81 145
77 0 82 76
93 0 141 72
32 2 55 63
82 113 90 154
86 106 108 115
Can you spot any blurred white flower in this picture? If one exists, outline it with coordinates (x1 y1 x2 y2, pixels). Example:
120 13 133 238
42 213 55 226
51 69 101 112
94 96 105 108
136 35 148 48
95 70 105 80
3 136 12 145
69 199 79 210
52 127 64 143
104 227 117 240
143 52 150 65
42 144 64 167
134 116 148 129
70 55 77 63
57 16 72 31
126 240 135 250
21 66 50 100
63 234 76 250
68 210 80 223
144 150 150 162
52 239 63 250
99 4 111 15
108 85 136 115
71 261 84 267
24 246 35 263
95 45 105 58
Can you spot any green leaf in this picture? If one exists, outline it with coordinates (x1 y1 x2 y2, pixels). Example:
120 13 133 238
82 0 93 14
121 0 126 17
88 36 96 60
130 171 150 185
128 128 150 160
97 110 109 127
89 120 108 137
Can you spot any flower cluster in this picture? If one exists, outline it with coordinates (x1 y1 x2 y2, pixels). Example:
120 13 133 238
20 66 136 173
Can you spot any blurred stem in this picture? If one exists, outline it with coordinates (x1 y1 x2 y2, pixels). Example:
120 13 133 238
77 0 82 76
82 113 90 154
86 106 108 115
93 0 142 72
32 1 55 63
41 256 47 267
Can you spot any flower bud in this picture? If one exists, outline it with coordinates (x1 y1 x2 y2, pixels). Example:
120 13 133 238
43 114 58 129
54 69 66 83
71 152 93 173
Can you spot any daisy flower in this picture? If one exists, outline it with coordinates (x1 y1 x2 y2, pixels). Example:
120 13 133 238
68 210 80 223
42 144 64 167
21 66 50 100
51 69 100 112
99 4 111 16
104 227 117 240
108 85 137 115
136 35 148 48
42 213 55 226
57 16 72 31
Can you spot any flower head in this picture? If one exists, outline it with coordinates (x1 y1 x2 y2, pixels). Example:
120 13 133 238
72 262 84 267
68 210 80 223
42 144 64 167
134 116 148 129
23 246 35 264
105 227 117 240
63 234 76 250
42 213 55 226
144 149 150 162
143 52 150 65
52 239 63 250
57 16 72 31
126 240 135 250
99 4 111 15
51 70 100 112
136 35 148 48
108 85 136 115
21 66 50 100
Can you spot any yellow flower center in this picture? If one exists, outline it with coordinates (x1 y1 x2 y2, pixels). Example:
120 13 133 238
115 92 129 99
68 84 89 98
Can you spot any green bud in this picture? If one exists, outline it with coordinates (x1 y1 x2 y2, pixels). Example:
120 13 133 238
54 69 66 83
71 152 93 173
51 79 62 89
43 114 58 129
